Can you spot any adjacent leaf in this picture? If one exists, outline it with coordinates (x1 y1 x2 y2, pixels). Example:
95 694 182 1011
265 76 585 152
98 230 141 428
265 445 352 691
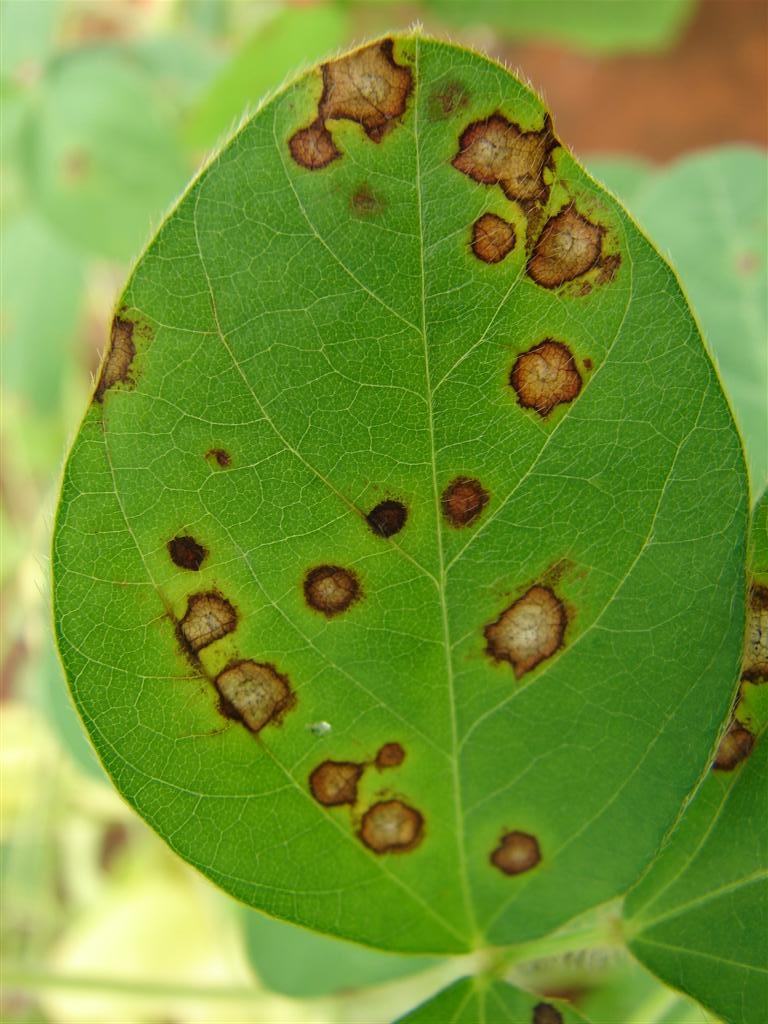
184 4 349 152
1 210 84 413
589 149 768 491
241 905 437 997
422 0 695 54
53 34 748 953
24 46 190 260
396 976 591 1024
626 149 768 491
625 489 768 1024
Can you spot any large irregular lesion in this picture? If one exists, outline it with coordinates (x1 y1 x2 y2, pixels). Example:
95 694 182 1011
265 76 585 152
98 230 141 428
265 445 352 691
484 585 567 678
289 39 413 170
94 315 137 402
451 102 622 292
452 113 557 204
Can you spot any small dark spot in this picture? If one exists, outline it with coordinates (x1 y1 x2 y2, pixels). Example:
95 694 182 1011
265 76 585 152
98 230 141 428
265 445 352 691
583 357 593 371
441 476 489 528
206 448 231 468
375 742 406 769
360 799 423 853
428 80 470 120
527 205 605 288
63 148 90 183
510 340 582 417
366 499 407 538
712 721 756 771
178 592 237 653
743 582 768 682
491 830 541 875
736 251 759 276
485 585 567 678
351 184 385 217
215 660 294 732
471 213 516 264
532 1003 563 1024
453 112 557 204
304 565 361 617
289 118 340 170
99 822 128 873
94 316 136 402
168 535 207 572
289 40 412 167
309 760 363 806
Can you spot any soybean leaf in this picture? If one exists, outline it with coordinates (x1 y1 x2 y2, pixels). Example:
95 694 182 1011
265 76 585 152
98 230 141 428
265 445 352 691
53 34 748 953
624 489 768 1024
241 905 437 997
395 976 592 1024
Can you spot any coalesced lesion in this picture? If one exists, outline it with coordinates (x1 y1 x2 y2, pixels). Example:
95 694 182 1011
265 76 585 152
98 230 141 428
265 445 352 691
289 39 413 170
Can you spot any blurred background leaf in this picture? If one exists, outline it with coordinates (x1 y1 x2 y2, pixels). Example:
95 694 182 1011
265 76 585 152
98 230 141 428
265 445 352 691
589 148 768 493
421 0 696 53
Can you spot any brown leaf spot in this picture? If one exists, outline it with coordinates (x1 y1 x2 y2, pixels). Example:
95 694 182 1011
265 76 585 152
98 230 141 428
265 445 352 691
309 760 363 806
532 1004 563 1024
583 357 593 371
527 205 605 288
304 565 361 617
375 742 406 769
168 536 207 572
472 213 517 264
179 592 237 653
743 582 768 682
289 119 340 170
712 721 756 771
360 799 423 853
441 477 489 529
215 660 293 733
366 499 407 538
94 316 136 402
428 80 469 120
491 830 541 875
351 183 385 217
206 448 231 468
510 340 583 417
289 40 412 167
453 113 557 203
596 252 622 284
485 585 567 678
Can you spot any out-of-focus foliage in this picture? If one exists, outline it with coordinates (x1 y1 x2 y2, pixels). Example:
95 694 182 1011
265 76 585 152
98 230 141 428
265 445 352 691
1 2 763 1023
422 0 696 53
589 149 768 491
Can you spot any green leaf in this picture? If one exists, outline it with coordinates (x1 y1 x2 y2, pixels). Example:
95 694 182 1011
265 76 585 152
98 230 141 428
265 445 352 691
421 0 696 54
395 976 591 1024
53 34 748 953
241 905 437 997
624 489 768 1024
